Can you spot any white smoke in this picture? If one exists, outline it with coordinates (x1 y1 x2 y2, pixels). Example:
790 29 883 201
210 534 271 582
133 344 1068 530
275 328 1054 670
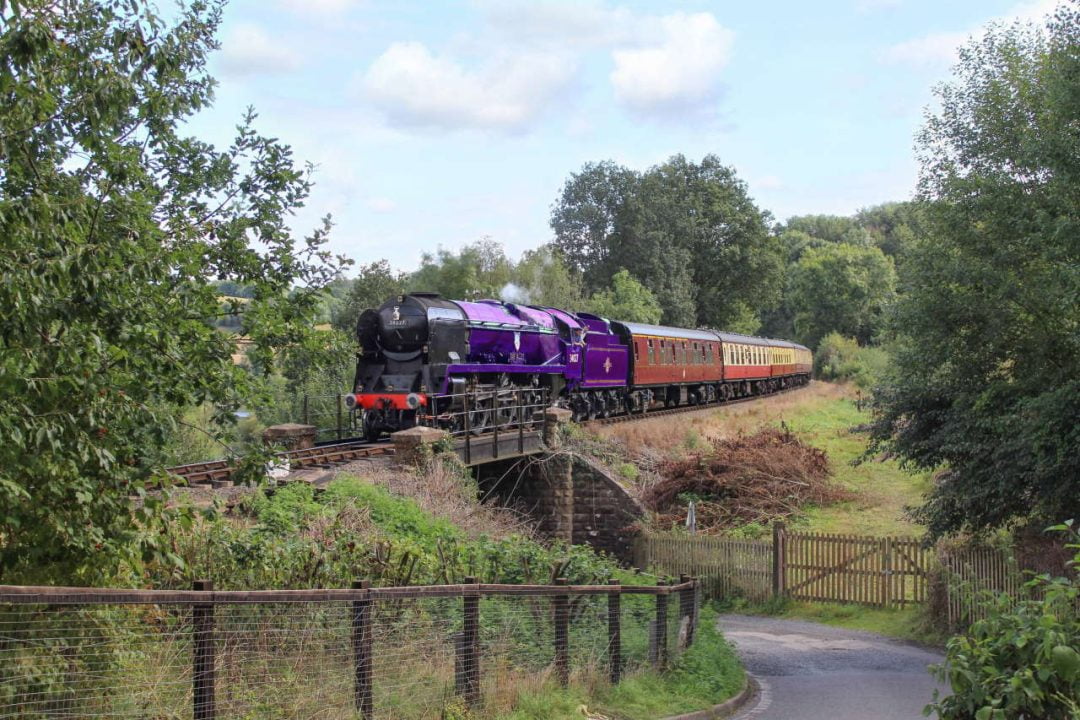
500 282 531 304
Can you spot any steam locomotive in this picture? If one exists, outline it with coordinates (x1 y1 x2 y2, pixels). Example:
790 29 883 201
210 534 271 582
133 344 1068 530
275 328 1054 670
345 292 812 441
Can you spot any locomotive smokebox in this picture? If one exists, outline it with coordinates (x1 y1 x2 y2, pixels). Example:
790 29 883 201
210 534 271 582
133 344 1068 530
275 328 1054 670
375 295 429 353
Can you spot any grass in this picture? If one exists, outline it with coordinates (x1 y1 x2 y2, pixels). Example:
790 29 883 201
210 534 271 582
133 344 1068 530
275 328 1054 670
745 599 946 648
502 606 745 720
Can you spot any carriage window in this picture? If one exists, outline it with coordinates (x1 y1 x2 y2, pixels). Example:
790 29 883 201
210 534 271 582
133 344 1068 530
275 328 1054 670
634 342 640 361
647 339 654 365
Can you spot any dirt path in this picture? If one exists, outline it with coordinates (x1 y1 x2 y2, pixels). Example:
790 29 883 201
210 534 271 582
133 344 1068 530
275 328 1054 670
719 614 946 720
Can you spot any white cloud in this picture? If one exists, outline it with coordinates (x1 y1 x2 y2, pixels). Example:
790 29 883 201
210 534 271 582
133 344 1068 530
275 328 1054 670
610 12 733 117
880 30 969 68
218 24 302 76
755 175 784 191
366 196 397 213
881 0 1063 69
279 0 361 15
360 42 575 132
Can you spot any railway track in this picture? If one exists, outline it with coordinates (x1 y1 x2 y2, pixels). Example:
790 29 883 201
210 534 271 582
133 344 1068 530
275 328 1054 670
167 439 394 486
167 383 807 486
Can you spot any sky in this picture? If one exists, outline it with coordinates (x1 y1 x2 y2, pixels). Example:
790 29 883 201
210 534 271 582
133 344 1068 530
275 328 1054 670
187 0 1065 273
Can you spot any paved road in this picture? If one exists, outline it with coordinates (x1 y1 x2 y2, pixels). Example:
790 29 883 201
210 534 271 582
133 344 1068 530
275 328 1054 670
719 615 947 720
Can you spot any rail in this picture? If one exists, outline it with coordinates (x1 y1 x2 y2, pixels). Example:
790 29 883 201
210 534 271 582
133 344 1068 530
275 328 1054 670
0 577 700 719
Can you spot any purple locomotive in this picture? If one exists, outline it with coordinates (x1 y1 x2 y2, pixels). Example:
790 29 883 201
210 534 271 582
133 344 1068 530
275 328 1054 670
345 292 811 440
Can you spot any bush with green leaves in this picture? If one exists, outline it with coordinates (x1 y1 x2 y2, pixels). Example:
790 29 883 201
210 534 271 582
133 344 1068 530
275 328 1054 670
927 523 1080 719
158 475 629 590
814 332 889 389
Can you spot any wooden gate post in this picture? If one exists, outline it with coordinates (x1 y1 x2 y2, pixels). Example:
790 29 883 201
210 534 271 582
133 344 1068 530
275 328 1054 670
653 579 668 670
607 579 621 684
678 574 693 649
554 578 569 687
192 580 216 720
772 522 786 598
351 580 373 719
456 577 481 705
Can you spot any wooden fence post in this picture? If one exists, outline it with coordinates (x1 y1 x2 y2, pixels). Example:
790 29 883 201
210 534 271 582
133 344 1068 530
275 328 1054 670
653 579 668 670
351 580 373 719
456 577 481 706
772 522 786 598
192 580 215 720
690 577 700 647
554 577 569 687
337 394 343 441
882 537 892 609
678 574 692 649
607 579 621 684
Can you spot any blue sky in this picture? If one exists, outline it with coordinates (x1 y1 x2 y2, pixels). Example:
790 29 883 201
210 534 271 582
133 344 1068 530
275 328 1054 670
187 0 1063 273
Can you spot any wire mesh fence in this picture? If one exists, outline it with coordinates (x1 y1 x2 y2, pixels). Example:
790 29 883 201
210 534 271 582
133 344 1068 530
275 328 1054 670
0 578 698 719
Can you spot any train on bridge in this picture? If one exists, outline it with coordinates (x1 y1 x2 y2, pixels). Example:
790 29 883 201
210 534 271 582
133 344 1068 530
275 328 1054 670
345 293 812 440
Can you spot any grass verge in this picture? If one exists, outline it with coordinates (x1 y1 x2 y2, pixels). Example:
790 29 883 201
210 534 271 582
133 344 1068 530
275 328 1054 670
727 598 945 648
503 606 744 720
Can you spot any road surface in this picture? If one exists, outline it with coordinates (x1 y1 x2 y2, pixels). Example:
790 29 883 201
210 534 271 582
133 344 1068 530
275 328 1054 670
719 614 947 720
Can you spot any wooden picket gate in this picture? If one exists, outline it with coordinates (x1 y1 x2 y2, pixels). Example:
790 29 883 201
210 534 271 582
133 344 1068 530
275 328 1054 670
780 531 930 608
636 526 932 609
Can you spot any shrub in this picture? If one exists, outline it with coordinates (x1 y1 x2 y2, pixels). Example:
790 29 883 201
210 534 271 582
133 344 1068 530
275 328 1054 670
813 332 889 389
927 523 1080 719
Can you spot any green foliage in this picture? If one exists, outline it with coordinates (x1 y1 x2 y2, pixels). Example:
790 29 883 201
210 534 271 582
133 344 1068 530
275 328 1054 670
160 474 626 590
0 0 347 582
789 242 896 348
551 155 780 329
869 5 1080 537
407 238 514 300
584 269 663 324
509 245 586 310
503 606 745 720
927 524 1080 719
330 259 407 333
814 333 890 389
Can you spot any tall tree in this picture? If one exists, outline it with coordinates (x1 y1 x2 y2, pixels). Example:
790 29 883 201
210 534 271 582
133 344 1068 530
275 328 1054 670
584 269 663 324
788 243 896 348
331 260 406 333
550 155 780 330
406 238 513 300
869 4 1080 536
0 0 346 581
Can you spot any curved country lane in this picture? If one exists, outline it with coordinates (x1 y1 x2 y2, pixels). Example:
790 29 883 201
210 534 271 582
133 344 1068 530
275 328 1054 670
719 614 947 720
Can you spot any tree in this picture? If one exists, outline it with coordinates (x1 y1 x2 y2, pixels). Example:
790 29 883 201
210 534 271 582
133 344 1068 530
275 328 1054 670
868 3 1080 537
406 238 513 300
0 0 346 582
331 260 406 333
550 155 781 330
585 270 663 324
509 245 585 310
787 243 896 349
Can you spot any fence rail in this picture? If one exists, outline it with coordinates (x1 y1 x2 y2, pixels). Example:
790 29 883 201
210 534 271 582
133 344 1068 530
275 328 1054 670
0 578 699 720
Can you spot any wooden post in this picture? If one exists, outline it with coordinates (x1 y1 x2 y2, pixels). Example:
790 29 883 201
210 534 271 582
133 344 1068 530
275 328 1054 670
553 578 569 687
689 577 700 647
654 579 668 670
351 580 373 719
772 521 786 598
883 537 892 609
678 574 692 649
607 579 621 684
337 394 343 441
192 580 215 720
456 577 481 706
